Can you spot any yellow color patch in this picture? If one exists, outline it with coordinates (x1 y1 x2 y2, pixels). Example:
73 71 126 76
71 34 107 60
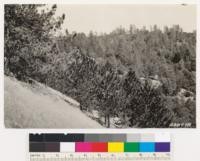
108 142 124 152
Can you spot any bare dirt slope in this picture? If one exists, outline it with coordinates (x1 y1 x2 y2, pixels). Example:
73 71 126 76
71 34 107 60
4 76 102 128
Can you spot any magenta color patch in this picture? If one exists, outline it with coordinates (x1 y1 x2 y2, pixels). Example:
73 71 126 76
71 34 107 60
75 142 92 152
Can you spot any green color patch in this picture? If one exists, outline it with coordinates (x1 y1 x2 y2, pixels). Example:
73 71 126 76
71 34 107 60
124 142 139 152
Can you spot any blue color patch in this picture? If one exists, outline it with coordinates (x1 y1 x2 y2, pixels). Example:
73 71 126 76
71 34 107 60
139 142 155 152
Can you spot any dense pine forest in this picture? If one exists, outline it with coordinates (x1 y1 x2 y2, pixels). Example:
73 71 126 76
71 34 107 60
4 4 196 128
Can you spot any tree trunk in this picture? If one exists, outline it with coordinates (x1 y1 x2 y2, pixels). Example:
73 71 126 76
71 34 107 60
80 104 83 111
107 114 110 128
104 115 107 126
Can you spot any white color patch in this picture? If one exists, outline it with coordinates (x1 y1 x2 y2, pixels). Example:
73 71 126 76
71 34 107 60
155 133 171 142
60 143 75 152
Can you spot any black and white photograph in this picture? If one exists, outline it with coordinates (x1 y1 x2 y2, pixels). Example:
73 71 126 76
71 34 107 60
4 4 196 128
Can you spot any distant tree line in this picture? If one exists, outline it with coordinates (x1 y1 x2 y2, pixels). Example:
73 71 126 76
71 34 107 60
4 4 196 128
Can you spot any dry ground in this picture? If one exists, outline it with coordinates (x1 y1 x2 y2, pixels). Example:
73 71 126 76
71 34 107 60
4 76 102 128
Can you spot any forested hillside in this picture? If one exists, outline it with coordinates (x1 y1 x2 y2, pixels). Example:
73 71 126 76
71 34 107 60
4 4 196 128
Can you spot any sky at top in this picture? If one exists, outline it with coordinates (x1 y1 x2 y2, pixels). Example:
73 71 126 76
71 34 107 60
52 4 196 34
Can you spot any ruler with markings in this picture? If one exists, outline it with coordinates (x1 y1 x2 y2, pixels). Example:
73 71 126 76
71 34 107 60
29 152 171 161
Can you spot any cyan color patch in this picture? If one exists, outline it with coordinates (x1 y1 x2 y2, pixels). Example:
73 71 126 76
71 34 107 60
139 142 155 152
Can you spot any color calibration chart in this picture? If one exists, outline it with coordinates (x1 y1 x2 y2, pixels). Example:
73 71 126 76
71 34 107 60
29 133 172 161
